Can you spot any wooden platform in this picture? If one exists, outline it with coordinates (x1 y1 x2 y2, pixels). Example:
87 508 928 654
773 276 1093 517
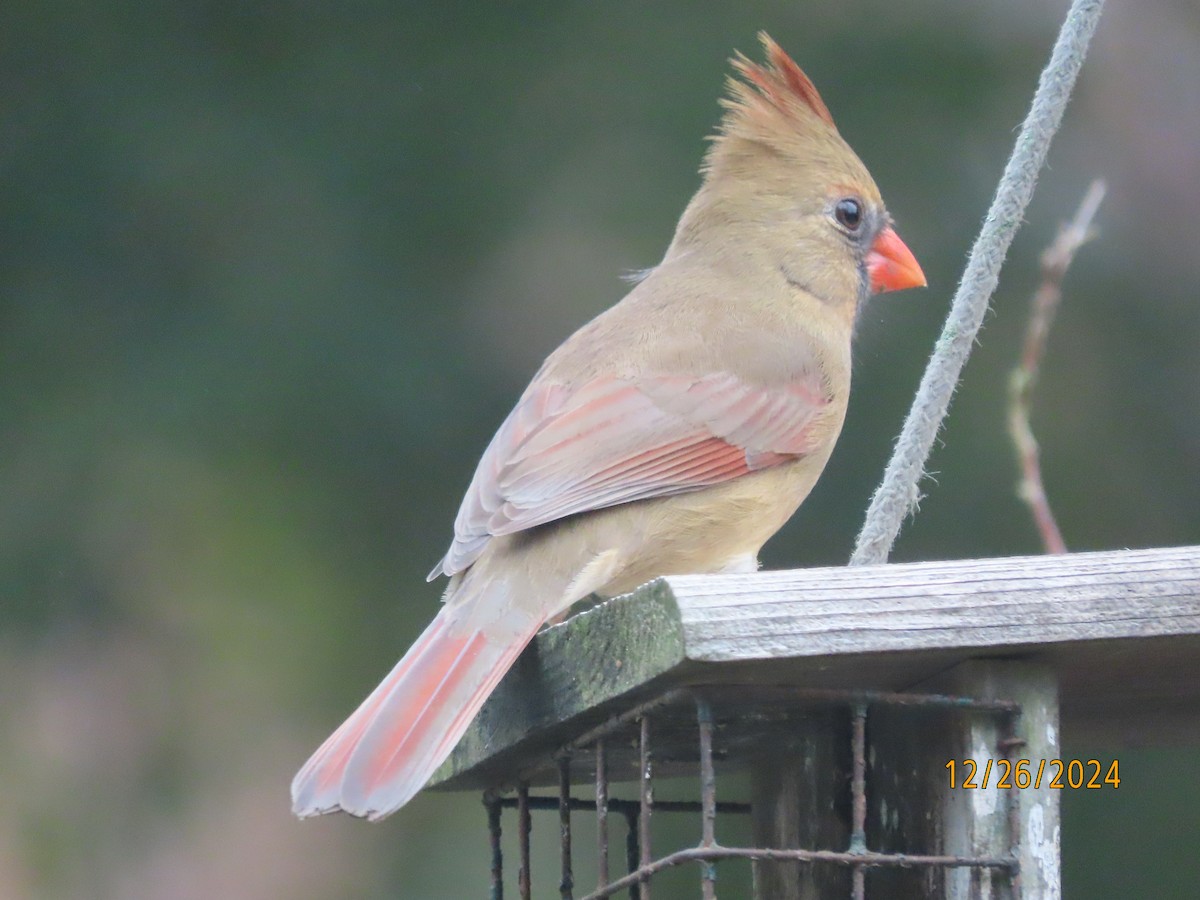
431 544 1200 792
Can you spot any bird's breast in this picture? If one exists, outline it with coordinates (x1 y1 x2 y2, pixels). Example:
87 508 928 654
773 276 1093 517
595 439 843 597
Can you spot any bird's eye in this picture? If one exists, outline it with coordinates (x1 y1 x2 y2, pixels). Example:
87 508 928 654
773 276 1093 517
834 197 863 232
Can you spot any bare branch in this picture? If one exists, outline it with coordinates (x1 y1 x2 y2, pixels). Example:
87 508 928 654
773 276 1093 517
1008 180 1106 555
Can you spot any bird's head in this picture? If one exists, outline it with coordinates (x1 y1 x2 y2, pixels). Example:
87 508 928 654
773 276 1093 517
672 33 925 314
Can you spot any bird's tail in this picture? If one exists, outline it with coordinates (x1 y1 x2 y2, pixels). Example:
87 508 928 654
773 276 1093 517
291 579 543 821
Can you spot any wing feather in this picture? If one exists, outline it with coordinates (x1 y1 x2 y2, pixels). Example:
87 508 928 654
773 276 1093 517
429 371 829 579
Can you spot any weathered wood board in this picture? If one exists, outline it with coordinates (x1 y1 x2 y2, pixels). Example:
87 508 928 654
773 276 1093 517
431 545 1200 791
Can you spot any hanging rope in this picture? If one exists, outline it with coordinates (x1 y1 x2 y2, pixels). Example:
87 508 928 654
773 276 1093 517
851 0 1108 566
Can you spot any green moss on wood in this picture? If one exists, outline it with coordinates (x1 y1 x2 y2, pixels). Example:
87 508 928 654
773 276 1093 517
430 578 687 790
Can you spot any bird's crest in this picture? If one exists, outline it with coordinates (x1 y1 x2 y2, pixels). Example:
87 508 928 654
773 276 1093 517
717 32 838 150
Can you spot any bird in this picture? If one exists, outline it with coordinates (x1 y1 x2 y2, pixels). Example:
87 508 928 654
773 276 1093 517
292 32 925 822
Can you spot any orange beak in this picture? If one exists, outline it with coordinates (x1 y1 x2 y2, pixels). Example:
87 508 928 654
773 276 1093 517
867 226 926 294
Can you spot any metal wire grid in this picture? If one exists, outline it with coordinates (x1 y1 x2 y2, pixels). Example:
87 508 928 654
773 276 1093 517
483 686 1024 899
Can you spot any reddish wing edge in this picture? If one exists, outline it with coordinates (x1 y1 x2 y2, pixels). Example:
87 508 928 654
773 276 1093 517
430 371 831 579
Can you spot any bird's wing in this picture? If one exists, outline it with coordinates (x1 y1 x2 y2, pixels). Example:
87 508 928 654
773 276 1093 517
430 371 831 578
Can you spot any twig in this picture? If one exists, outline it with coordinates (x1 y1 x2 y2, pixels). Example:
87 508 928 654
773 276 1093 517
1008 179 1106 554
850 0 1108 567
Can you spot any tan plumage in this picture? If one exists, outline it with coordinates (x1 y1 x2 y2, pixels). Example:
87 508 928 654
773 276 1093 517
292 32 925 821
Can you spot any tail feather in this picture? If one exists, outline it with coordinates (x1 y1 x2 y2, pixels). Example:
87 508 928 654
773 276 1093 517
291 623 443 812
344 631 484 802
291 587 543 821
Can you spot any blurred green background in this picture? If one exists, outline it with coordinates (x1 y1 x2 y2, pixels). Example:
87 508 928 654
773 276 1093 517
3 0 1199 897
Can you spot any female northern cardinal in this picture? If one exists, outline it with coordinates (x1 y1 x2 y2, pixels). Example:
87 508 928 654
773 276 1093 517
293 33 924 821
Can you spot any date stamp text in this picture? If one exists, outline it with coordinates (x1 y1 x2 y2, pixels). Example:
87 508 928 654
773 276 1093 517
945 758 1120 790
